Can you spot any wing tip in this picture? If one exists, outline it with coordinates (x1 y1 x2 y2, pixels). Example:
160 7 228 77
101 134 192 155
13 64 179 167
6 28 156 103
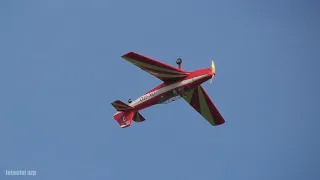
121 51 136 58
214 120 225 126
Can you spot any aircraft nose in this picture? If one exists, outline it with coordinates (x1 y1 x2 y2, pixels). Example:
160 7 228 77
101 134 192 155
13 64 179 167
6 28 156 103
209 68 215 76
211 60 216 76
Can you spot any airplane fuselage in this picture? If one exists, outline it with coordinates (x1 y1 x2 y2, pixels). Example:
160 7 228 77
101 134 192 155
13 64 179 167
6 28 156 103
129 68 214 112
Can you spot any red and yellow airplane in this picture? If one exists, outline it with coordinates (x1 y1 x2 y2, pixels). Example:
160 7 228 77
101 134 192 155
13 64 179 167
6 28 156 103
111 52 225 128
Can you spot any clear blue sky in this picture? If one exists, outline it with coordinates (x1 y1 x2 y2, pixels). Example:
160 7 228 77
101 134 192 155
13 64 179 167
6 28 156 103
1 0 319 179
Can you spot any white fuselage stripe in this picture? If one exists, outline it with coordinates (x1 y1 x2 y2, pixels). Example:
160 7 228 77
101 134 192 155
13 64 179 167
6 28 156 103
130 74 209 107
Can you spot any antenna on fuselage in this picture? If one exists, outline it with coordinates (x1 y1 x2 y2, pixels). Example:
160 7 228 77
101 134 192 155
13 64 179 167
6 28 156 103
176 58 182 69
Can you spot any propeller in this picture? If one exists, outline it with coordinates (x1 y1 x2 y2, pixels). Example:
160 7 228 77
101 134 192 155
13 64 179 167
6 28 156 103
210 60 215 84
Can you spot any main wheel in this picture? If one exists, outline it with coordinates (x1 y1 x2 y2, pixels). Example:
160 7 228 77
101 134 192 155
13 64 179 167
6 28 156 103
128 99 132 103
176 58 182 65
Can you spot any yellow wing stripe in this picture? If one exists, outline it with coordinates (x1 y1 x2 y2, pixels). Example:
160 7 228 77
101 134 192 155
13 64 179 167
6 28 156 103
183 88 195 103
198 86 215 125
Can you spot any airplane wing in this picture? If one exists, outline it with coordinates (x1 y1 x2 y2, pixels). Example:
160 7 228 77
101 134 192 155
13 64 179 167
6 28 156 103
183 85 225 126
122 52 189 82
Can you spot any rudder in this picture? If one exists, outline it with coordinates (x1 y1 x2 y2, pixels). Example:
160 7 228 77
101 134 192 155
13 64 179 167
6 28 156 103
113 111 134 128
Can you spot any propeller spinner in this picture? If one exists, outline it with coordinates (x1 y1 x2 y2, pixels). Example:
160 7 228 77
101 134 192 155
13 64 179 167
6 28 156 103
210 60 215 84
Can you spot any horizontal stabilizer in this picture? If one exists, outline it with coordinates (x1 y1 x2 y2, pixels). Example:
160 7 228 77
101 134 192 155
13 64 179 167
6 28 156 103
111 100 133 112
133 111 145 122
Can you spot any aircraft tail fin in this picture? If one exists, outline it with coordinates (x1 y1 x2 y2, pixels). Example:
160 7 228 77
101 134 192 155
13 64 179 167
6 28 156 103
113 111 135 128
111 100 133 112
111 100 146 128
112 111 145 128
